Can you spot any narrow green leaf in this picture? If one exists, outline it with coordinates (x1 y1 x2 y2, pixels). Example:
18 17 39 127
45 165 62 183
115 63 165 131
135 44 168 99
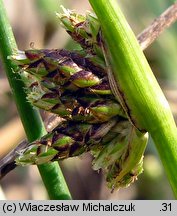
0 0 71 200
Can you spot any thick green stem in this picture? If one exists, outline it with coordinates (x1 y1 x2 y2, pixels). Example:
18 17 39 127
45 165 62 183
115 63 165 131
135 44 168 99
0 0 71 200
89 0 177 197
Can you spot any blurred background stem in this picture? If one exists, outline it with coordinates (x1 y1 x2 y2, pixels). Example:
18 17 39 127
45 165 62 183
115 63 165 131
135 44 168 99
120 0 177 83
0 0 71 200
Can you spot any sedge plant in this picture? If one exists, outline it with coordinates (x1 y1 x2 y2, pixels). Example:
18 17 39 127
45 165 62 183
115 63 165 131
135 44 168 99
1 0 177 198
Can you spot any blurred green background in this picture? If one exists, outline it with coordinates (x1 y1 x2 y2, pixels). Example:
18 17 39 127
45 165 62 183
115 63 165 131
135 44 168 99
0 0 177 199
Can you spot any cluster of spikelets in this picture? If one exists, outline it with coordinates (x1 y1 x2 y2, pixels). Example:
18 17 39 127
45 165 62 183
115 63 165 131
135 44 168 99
11 8 148 189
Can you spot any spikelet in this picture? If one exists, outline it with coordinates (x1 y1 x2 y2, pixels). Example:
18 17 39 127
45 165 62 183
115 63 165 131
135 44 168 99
10 8 148 190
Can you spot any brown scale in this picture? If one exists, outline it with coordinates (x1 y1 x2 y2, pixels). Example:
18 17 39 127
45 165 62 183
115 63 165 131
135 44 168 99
58 49 106 77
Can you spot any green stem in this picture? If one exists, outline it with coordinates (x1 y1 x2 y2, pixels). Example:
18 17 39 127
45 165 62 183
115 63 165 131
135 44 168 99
89 0 177 197
38 164 71 200
0 0 71 200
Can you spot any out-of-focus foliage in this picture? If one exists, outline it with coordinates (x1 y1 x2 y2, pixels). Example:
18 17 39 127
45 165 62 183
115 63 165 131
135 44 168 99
0 0 176 199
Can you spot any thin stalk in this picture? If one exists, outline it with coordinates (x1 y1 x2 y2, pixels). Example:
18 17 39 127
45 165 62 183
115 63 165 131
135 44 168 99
137 1 177 50
89 0 177 197
0 0 71 200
